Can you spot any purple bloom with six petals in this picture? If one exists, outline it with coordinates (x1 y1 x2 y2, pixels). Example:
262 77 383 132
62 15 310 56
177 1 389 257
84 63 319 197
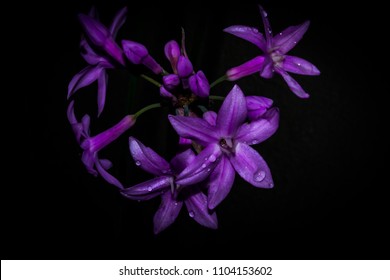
68 7 128 116
224 5 320 98
121 137 218 234
169 85 279 209
67 101 135 188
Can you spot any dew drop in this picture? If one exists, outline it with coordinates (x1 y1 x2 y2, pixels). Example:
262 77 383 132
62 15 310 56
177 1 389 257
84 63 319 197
147 186 153 192
279 32 283 36
252 139 258 145
209 154 217 162
174 202 178 206
297 63 301 66
293 41 297 44
201 163 207 168
207 168 211 172
269 183 274 188
189 211 195 218
253 170 266 182
263 11 268 17
135 161 141 166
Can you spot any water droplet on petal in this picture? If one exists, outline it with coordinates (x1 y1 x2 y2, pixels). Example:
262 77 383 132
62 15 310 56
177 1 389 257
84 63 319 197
147 186 152 192
253 170 266 182
189 211 195 218
293 41 297 44
297 63 301 66
269 183 274 188
135 160 141 166
201 163 207 168
252 139 258 145
279 32 283 35
207 168 211 172
263 11 268 17
174 202 178 206
209 154 217 162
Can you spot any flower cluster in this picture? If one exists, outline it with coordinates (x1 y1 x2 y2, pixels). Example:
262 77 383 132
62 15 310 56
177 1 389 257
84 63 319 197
67 5 319 233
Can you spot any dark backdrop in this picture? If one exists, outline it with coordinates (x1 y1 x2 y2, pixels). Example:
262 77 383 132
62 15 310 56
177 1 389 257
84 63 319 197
8 0 389 259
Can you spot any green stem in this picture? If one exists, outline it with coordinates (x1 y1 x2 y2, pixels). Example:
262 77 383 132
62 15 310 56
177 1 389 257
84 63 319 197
134 103 161 118
210 74 227 88
140 74 162 87
209 95 225 101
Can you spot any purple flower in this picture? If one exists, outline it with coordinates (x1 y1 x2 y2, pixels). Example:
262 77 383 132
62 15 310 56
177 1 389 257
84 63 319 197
224 5 320 98
169 85 279 209
67 101 135 188
121 137 218 234
78 10 125 65
122 40 163 74
68 7 127 116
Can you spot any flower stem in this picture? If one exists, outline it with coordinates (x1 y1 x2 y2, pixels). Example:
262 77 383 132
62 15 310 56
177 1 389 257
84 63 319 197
140 74 162 87
134 103 161 118
210 74 227 88
209 95 225 101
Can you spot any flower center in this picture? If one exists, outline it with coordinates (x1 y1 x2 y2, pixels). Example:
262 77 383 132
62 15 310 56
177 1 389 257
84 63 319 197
270 50 284 67
219 138 235 154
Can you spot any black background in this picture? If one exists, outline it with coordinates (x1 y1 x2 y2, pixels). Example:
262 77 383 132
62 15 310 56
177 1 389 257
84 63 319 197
7 0 389 259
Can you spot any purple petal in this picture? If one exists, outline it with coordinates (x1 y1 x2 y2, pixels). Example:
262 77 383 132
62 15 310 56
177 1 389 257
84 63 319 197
203 111 217 126
122 40 148 64
175 144 222 186
97 69 107 117
282 55 320 76
208 156 235 210
99 159 112 169
168 115 218 146
68 66 103 99
163 74 180 90
185 191 218 229
273 21 310 53
80 39 108 65
189 71 210 98
95 158 123 189
103 39 125 65
160 86 177 101
141 55 163 75
67 100 78 124
170 149 196 174
226 56 265 81
236 107 279 145
259 57 274 78
129 137 171 176
121 176 172 200
223 25 266 51
78 14 109 47
246 96 273 120
216 84 247 137
258 5 273 49
179 137 192 146
229 142 274 188
81 114 91 134
109 7 127 39
153 192 183 234
177 56 193 78
67 101 84 143
81 150 97 176
275 67 310 98
164 40 181 72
